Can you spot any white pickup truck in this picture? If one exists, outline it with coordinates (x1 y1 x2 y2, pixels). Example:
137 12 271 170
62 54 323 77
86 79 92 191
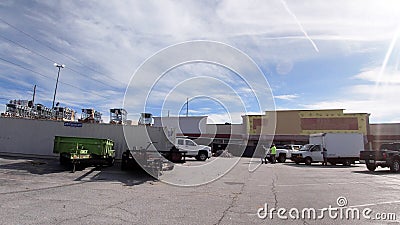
175 137 212 161
265 144 302 163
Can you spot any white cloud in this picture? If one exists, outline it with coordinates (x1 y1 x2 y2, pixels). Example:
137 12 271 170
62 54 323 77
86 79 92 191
301 98 400 123
207 112 245 124
355 67 400 84
274 94 299 101
302 66 400 122
1 1 400 122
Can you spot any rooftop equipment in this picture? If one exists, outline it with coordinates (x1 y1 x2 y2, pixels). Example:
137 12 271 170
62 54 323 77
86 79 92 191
110 108 127 125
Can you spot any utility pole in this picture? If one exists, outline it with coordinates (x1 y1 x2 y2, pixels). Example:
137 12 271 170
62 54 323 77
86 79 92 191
186 98 189 117
32 85 36 105
52 63 65 109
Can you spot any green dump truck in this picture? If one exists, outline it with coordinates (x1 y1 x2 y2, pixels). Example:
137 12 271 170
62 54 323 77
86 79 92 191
53 136 115 172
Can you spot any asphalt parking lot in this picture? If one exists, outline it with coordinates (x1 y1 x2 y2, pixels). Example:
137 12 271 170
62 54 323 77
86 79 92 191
0 155 400 225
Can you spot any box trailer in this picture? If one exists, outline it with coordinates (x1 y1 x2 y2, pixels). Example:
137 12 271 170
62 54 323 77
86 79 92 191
53 136 115 172
291 133 364 166
121 126 178 178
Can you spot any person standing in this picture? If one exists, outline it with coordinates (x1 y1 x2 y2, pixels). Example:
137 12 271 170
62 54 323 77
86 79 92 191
262 145 270 164
270 144 277 164
322 148 328 166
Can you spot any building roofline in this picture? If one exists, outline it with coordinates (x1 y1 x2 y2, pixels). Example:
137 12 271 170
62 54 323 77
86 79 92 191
266 109 346 112
370 123 400 125
153 116 208 118
241 109 370 115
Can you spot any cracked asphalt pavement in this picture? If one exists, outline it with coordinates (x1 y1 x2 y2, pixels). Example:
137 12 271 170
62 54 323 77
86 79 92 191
1 156 400 224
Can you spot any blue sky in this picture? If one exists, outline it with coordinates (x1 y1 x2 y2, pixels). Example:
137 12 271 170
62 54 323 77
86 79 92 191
1 0 400 124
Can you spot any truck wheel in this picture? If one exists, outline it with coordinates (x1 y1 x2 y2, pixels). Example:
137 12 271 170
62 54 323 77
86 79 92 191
278 154 286 163
390 159 400 173
171 152 182 162
60 155 67 166
343 159 352 166
71 162 76 173
107 156 115 167
305 157 312 165
366 164 376 172
197 152 207 161
121 154 128 170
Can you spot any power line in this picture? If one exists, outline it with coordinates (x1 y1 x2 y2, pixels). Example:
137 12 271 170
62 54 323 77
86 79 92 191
0 84 83 108
0 56 111 100
65 67 115 88
0 17 126 86
0 34 56 63
0 33 119 89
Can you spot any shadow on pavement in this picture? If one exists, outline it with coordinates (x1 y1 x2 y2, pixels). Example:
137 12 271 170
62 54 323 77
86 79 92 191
282 163 359 169
352 169 400 175
0 155 66 175
74 163 158 186
0 155 159 186
242 158 366 169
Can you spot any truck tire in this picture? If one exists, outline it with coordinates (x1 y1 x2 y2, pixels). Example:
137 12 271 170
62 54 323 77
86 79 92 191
171 152 182 162
121 154 128 170
278 154 286 163
107 156 115 167
71 161 76 173
60 155 67 166
390 159 400 173
305 157 312 165
366 164 376 172
343 159 352 166
197 152 207 161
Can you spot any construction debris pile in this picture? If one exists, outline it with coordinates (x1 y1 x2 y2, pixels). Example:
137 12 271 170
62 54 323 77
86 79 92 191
1 99 75 121
215 150 233 158
1 99 133 125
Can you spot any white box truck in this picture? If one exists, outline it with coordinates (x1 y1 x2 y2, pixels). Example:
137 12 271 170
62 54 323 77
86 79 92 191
290 133 364 166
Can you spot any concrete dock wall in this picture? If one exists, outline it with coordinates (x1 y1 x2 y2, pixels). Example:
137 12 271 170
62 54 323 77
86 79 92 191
0 117 174 158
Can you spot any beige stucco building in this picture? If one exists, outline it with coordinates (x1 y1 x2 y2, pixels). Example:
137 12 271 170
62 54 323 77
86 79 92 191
242 109 370 146
153 109 399 156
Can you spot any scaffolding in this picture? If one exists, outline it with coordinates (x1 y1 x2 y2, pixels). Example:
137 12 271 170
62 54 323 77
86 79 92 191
110 108 127 125
138 113 153 125
1 99 75 121
78 108 102 123
53 106 76 121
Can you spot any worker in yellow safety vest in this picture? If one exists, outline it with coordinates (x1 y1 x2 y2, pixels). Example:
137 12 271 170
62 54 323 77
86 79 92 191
270 144 277 164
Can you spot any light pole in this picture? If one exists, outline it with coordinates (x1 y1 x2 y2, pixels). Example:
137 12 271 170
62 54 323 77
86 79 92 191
52 63 65 109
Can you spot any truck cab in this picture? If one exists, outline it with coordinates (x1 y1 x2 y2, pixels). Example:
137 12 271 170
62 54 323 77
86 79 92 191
291 144 324 165
175 137 212 161
360 142 400 172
